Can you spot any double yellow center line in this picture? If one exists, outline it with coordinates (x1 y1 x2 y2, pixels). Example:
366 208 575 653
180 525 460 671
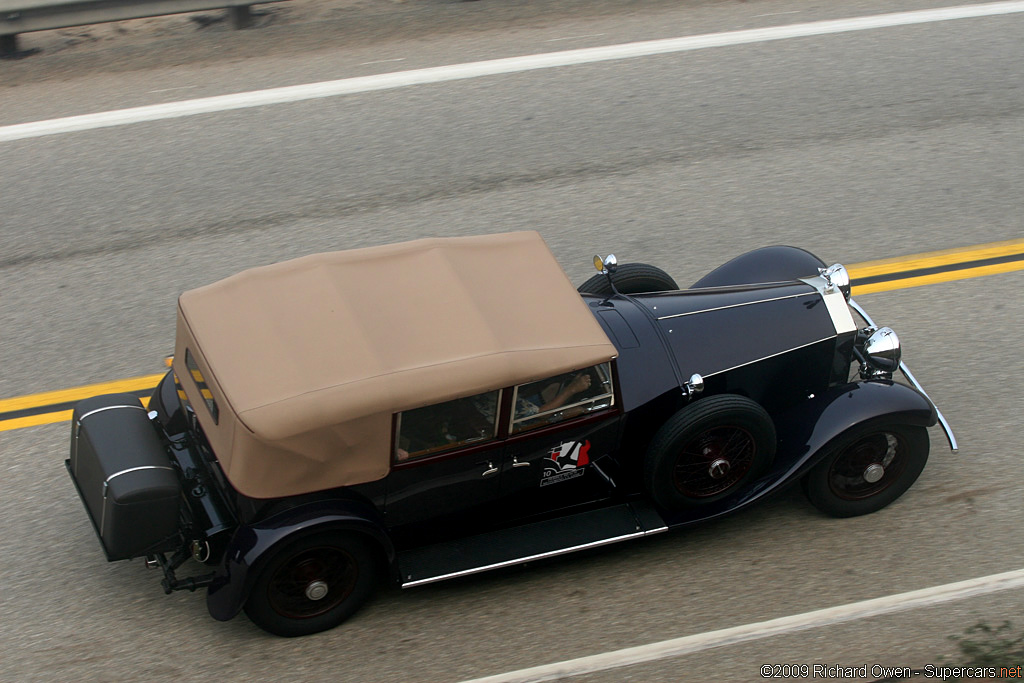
0 374 166 432
844 237 1024 295
3 238 1024 433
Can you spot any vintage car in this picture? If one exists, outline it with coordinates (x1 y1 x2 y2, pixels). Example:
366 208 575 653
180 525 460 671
66 231 956 637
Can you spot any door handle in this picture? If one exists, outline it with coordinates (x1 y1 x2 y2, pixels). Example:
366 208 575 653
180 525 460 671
511 455 531 468
481 462 499 477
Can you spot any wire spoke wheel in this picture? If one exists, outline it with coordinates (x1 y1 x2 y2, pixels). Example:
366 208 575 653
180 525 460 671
827 431 907 501
804 423 929 518
644 395 775 510
245 532 377 637
266 546 360 620
672 425 757 498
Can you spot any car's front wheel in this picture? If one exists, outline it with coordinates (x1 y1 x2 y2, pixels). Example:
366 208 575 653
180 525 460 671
244 532 377 637
644 395 776 510
803 423 929 518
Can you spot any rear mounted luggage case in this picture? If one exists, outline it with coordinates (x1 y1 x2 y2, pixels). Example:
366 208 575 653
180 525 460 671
67 393 182 561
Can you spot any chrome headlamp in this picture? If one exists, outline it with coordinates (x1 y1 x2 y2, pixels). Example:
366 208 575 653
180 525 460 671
857 326 901 378
819 263 851 301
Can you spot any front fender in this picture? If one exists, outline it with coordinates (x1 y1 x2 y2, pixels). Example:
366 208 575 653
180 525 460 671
773 380 938 479
206 499 393 622
691 245 826 289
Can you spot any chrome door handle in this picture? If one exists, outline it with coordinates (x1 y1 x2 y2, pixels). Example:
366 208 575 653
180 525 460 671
511 456 531 468
481 462 499 477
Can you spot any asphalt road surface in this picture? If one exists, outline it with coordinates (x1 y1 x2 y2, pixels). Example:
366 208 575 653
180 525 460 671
1 1 1022 681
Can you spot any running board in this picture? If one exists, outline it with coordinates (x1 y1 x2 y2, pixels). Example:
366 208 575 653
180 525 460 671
398 501 668 588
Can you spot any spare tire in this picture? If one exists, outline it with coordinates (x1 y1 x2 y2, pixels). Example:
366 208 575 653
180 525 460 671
577 263 679 296
644 395 776 510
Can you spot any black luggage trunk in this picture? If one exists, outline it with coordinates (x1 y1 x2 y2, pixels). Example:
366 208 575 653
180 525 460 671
67 393 182 561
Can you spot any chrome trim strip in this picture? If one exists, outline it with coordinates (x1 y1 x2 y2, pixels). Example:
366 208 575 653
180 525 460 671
700 335 837 379
402 527 665 588
76 404 144 480
72 420 81 477
849 298 959 452
100 465 175 536
78 404 145 422
656 291 816 320
103 465 174 496
691 279 796 291
104 465 174 491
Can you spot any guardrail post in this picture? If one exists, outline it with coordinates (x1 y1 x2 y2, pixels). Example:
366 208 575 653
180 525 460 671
1 33 16 57
228 4 250 29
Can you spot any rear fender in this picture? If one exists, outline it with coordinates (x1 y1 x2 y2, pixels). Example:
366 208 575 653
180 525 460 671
773 380 938 480
206 499 393 622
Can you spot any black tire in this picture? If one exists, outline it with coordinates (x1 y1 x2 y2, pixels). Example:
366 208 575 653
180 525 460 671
644 395 776 510
577 263 679 296
803 423 929 518
244 532 378 637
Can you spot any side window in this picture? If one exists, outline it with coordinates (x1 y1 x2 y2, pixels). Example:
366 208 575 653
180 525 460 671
184 349 219 424
511 362 614 434
395 390 501 462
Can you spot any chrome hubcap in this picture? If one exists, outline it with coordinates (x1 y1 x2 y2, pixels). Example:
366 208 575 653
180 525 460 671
863 463 885 483
305 580 329 601
708 458 731 480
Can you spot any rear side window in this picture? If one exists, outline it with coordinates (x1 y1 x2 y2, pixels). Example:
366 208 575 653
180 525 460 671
395 390 501 461
185 349 219 424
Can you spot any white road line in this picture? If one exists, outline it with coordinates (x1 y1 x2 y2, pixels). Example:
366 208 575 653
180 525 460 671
458 568 1024 683
545 33 607 42
359 58 406 66
2 1 1023 143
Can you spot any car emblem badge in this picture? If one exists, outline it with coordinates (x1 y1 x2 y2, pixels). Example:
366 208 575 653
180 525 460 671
540 440 591 487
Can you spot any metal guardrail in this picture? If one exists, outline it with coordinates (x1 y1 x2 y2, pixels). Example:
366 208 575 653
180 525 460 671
0 0 283 56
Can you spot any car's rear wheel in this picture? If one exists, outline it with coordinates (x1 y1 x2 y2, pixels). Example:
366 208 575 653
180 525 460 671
803 423 929 517
577 263 678 296
644 395 776 510
244 532 377 637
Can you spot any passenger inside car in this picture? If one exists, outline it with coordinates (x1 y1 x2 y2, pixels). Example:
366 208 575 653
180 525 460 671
515 373 593 418
396 391 499 461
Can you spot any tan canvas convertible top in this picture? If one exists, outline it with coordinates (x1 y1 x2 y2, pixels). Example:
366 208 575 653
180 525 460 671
173 231 618 498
